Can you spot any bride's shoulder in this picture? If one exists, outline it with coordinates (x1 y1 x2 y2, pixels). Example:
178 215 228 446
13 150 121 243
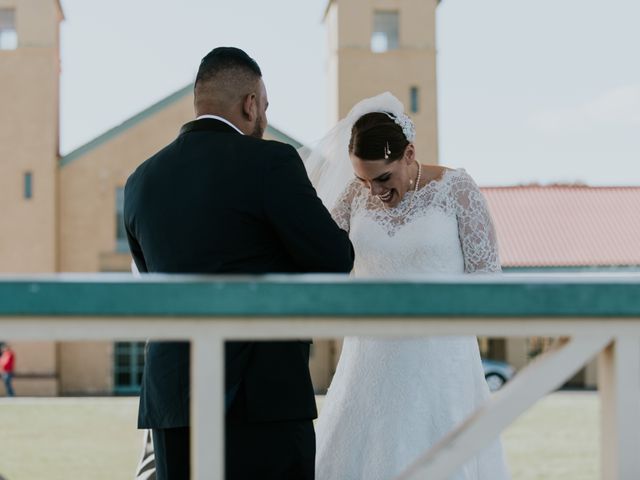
439 166 478 186
343 177 364 192
332 178 365 208
434 167 483 204
420 165 474 187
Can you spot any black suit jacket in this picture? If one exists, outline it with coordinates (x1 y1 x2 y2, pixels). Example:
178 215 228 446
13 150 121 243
124 118 354 428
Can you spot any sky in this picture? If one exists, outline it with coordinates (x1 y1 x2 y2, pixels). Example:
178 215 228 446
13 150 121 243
59 0 640 186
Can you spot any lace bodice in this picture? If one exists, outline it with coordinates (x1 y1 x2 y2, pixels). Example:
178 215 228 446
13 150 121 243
331 168 501 275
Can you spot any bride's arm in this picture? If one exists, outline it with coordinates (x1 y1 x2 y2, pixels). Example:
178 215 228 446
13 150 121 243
451 171 501 273
330 179 360 233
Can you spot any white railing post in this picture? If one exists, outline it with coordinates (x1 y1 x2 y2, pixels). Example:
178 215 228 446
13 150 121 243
598 337 640 479
191 332 225 480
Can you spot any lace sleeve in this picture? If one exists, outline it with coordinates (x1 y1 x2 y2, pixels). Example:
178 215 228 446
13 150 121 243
450 171 501 273
330 179 361 233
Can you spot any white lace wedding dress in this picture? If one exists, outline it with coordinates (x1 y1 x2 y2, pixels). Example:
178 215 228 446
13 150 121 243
315 168 510 480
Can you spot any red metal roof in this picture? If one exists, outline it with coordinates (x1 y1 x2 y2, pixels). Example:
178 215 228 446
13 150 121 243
480 185 640 268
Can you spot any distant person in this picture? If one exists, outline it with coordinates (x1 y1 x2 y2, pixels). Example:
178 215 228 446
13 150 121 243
0 343 15 397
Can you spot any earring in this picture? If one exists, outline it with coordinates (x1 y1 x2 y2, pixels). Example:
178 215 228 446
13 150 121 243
409 162 417 187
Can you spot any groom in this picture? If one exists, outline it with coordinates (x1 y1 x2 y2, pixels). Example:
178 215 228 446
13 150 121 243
124 47 354 479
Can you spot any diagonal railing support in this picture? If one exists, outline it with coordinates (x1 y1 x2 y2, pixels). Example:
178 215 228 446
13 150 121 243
396 335 613 480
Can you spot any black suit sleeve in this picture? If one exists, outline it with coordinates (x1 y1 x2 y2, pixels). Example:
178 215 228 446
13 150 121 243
263 143 355 273
124 180 149 274
126 226 148 274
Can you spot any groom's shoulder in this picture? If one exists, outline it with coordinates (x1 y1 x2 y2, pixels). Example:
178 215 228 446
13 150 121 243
126 142 174 183
242 135 298 154
241 137 302 165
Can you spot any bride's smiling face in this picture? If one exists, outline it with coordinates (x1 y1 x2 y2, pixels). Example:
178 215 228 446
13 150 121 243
350 144 416 208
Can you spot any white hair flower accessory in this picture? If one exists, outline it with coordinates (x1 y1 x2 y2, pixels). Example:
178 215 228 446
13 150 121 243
389 113 416 142
342 92 416 143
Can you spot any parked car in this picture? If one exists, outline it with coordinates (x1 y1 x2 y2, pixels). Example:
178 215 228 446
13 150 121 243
481 358 516 392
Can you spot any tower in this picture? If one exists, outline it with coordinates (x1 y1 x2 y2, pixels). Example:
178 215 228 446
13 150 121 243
0 0 63 273
325 0 439 164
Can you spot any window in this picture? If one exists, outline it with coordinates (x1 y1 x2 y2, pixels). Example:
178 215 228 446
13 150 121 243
371 11 399 53
24 172 32 199
116 187 128 252
410 86 419 114
113 342 145 395
0 9 17 51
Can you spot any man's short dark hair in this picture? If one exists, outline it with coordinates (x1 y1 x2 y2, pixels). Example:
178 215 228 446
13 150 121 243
195 47 262 88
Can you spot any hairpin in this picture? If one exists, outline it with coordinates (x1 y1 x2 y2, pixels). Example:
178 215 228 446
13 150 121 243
384 142 391 160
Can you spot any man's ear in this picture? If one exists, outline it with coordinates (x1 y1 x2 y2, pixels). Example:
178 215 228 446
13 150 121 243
242 93 257 121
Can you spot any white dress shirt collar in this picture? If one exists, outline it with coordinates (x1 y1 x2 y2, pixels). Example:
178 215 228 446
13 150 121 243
195 115 244 135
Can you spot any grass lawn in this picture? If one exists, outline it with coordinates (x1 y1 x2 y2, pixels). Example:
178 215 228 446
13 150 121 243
502 391 599 480
0 398 141 480
0 392 599 480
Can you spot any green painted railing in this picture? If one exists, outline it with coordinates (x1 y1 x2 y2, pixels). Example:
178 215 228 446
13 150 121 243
1 273 639 317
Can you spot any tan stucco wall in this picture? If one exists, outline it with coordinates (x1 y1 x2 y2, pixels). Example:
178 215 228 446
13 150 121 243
505 337 529 370
309 339 344 393
0 0 61 273
58 341 113 394
327 0 439 164
309 340 334 392
10 341 56 374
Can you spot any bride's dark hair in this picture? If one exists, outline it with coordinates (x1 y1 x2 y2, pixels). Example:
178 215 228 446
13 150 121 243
349 112 409 163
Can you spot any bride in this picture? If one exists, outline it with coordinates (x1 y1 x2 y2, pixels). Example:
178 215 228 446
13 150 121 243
303 93 510 480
